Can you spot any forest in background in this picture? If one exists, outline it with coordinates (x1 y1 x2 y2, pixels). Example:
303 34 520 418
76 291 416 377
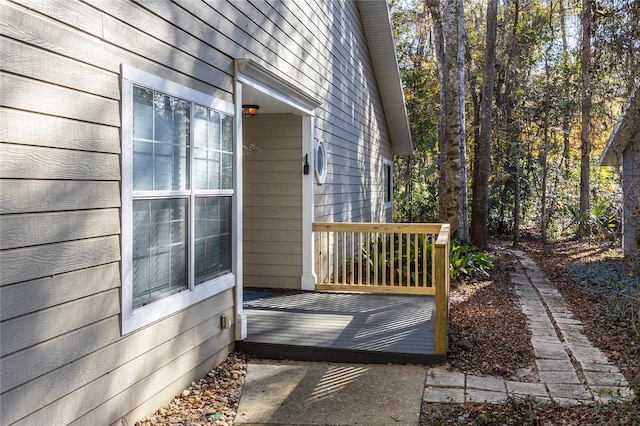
389 0 639 246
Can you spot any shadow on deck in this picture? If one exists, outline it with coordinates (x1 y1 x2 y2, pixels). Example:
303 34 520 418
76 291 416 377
236 289 446 365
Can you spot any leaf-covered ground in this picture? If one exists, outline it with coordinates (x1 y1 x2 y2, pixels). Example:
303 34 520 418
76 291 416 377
421 239 640 425
447 243 536 381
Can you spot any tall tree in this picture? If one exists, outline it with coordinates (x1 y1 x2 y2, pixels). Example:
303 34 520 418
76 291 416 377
505 0 521 247
391 1 440 223
540 1 555 243
471 0 498 249
559 0 573 179
579 0 593 238
391 0 632 241
426 0 469 240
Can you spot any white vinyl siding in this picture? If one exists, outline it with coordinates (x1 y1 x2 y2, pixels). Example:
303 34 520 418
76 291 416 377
242 115 303 289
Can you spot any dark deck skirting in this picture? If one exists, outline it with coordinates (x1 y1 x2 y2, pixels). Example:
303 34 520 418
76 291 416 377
236 290 446 365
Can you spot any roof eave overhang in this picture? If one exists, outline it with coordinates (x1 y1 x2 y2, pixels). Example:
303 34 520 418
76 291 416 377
599 81 640 166
357 0 414 156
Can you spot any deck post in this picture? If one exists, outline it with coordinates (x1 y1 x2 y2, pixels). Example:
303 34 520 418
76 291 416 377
434 224 450 355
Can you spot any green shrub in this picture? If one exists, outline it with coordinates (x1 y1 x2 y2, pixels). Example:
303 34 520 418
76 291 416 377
340 234 495 284
449 238 496 282
342 233 435 285
568 199 618 240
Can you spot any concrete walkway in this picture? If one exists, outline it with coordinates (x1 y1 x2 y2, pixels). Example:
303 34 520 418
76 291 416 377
235 361 427 425
235 251 634 425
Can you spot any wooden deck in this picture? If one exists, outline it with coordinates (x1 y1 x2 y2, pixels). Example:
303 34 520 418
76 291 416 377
236 290 446 365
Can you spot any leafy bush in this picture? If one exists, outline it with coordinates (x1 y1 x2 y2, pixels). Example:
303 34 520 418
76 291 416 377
449 238 496 282
342 233 434 285
341 234 496 284
568 199 619 240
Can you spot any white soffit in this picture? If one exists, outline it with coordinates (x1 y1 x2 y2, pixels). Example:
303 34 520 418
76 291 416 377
357 0 414 156
235 59 322 115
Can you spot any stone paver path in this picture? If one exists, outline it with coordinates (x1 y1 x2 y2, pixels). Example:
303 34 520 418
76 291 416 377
423 250 634 405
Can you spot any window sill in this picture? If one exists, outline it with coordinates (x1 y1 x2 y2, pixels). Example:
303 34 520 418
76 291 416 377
121 274 235 335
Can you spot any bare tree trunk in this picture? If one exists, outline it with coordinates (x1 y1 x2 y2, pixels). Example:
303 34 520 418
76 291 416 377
579 0 593 238
541 53 550 243
540 3 555 243
513 126 521 247
405 156 414 222
471 0 498 249
426 0 469 240
467 48 480 163
425 1 448 207
559 0 572 178
425 0 447 225
503 0 521 247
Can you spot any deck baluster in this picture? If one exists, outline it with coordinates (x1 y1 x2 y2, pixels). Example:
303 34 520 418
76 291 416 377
310 222 450 357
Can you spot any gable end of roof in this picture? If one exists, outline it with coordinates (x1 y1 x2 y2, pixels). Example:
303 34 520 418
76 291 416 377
600 81 640 166
357 0 413 156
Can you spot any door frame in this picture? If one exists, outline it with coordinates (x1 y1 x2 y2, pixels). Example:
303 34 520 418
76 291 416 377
233 59 322 339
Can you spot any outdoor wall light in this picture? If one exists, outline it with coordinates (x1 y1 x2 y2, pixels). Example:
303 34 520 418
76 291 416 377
303 154 310 175
241 104 260 117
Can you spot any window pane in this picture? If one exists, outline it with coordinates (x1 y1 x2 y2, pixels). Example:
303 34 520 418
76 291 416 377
132 87 190 191
194 197 231 284
208 110 222 151
133 87 153 140
193 105 233 190
221 114 233 152
194 106 208 149
128 81 236 318
133 140 154 191
133 199 187 307
221 153 233 189
153 142 188 191
193 148 221 190
154 94 190 145
133 141 188 191
193 147 208 189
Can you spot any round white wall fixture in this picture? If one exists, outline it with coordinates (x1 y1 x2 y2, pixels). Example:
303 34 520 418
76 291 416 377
315 138 327 184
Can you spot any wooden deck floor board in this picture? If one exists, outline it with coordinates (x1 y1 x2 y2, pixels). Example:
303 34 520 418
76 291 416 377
237 291 444 365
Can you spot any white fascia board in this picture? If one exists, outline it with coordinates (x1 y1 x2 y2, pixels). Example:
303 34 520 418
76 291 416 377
357 0 413 156
600 80 640 166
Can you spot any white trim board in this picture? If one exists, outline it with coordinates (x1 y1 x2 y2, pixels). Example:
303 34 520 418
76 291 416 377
234 59 318 292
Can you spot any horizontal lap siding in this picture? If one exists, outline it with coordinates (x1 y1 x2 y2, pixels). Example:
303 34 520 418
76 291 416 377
268 0 394 224
1 0 397 423
181 0 392 225
0 109 120 153
195 0 393 224
1 1 238 424
3 292 235 426
243 115 302 289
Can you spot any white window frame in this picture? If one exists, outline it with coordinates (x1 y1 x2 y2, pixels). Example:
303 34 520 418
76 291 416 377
383 158 393 209
121 65 236 334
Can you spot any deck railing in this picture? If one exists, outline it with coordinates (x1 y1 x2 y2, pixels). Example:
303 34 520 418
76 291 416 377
312 222 451 354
